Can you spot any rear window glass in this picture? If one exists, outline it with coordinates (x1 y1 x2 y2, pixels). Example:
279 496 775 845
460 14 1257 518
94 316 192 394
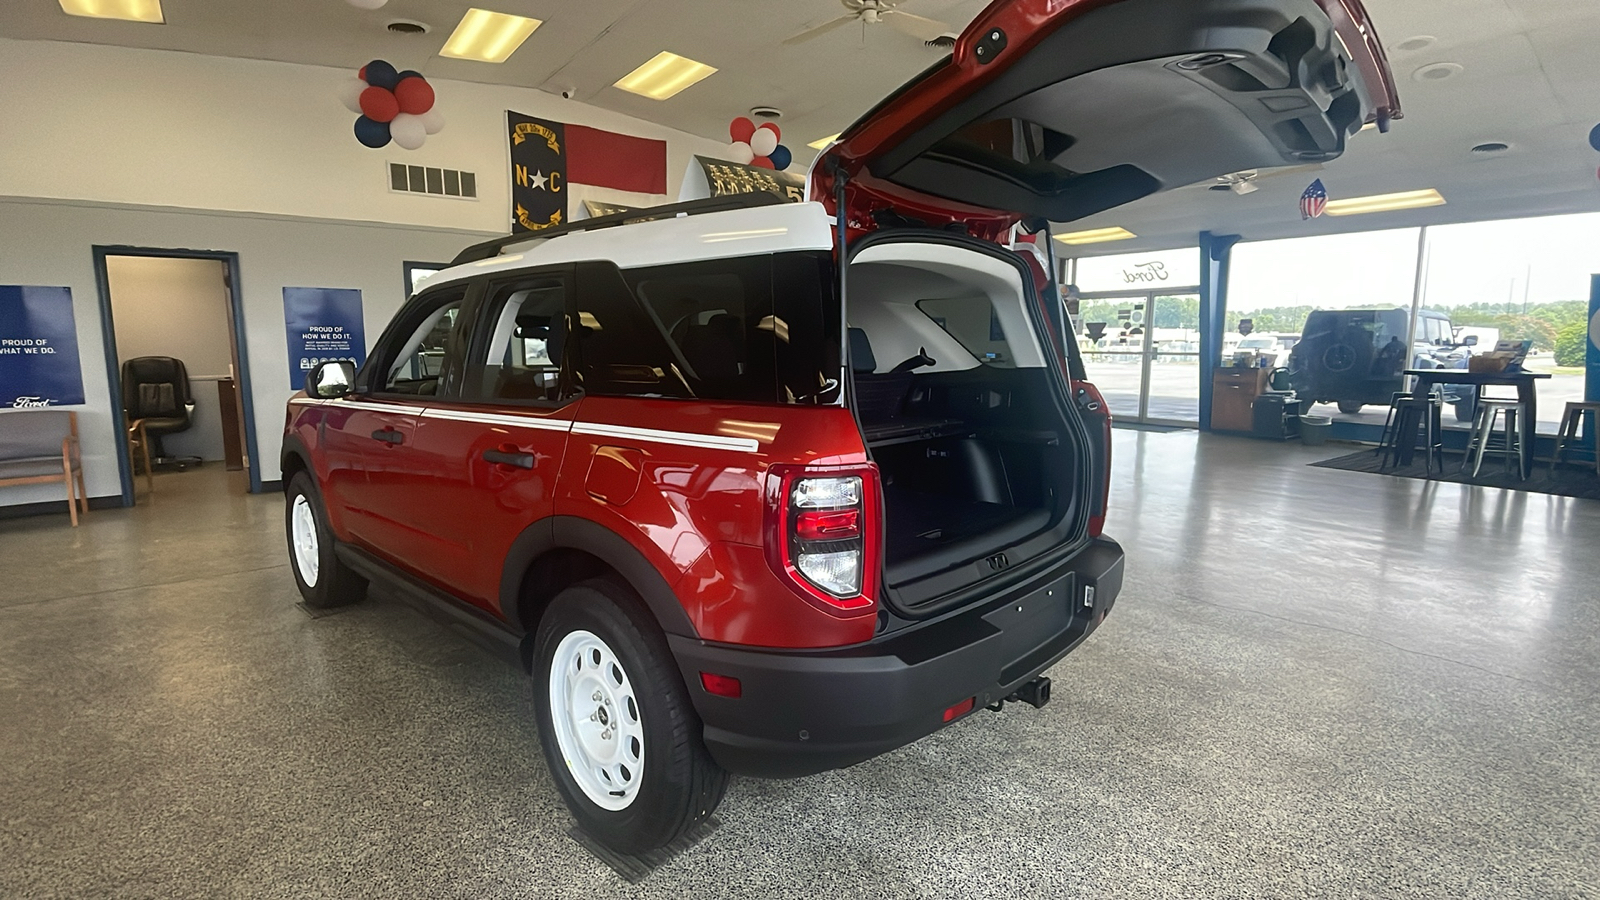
573 253 840 404
916 297 1016 368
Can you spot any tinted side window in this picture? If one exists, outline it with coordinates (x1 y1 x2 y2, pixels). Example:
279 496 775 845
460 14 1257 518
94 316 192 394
378 289 468 396
625 256 776 403
465 277 569 402
573 262 695 399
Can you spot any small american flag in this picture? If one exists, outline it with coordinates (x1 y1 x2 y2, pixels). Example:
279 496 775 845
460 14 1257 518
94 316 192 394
1300 179 1328 220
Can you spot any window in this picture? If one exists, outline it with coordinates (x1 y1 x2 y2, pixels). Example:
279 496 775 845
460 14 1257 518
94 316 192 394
381 292 465 396
403 261 448 297
572 253 840 404
467 277 568 402
917 297 1016 368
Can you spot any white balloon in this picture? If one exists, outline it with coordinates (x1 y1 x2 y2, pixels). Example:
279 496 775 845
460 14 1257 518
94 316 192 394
749 126 778 157
345 0 388 9
419 107 446 135
336 77 366 114
391 113 426 150
727 141 755 165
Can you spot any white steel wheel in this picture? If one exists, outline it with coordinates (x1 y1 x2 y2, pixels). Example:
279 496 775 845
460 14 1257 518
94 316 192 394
547 629 646 811
290 494 320 587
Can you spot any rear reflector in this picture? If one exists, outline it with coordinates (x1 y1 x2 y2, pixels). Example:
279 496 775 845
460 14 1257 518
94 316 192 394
942 697 976 723
795 508 861 541
700 672 742 698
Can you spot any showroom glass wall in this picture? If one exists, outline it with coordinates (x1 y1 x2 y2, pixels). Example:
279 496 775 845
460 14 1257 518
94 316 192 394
1227 212 1600 431
1068 247 1203 424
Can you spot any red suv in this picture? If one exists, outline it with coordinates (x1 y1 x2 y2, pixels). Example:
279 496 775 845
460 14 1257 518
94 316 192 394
282 0 1398 854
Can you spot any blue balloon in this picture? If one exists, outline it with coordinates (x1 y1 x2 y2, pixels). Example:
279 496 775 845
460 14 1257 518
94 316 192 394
364 59 398 90
396 69 423 82
769 144 793 171
354 115 391 148
1590 123 1600 153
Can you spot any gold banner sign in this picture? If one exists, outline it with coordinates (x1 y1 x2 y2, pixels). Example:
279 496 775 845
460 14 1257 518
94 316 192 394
694 156 805 203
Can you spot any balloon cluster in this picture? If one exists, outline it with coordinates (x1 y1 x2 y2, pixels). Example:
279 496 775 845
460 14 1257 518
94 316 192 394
337 60 444 150
726 117 792 171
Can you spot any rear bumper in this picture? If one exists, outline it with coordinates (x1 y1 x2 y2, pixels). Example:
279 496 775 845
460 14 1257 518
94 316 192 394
669 536 1125 778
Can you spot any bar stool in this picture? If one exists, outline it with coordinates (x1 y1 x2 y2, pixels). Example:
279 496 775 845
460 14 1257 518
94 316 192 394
1464 398 1526 480
1550 401 1600 476
1377 390 1444 473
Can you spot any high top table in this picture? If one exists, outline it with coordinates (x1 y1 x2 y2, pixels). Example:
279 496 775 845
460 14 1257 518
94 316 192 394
1403 368 1551 479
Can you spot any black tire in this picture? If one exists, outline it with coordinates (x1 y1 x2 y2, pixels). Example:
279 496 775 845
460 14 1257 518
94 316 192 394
285 472 367 608
1337 401 1365 415
532 578 727 854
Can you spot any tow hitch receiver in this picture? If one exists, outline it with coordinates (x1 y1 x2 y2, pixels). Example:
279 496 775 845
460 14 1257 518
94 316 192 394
988 676 1052 712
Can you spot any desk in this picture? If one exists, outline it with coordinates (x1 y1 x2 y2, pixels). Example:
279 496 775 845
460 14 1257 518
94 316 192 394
1404 369 1551 478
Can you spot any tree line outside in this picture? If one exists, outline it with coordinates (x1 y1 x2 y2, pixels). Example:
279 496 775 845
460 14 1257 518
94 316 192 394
1077 296 1591 363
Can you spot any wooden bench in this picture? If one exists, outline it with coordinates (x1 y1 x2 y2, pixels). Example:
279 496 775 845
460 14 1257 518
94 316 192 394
0 409 89 526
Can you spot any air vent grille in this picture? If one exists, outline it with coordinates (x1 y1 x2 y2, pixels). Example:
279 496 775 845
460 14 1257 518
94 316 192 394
389 163 477 200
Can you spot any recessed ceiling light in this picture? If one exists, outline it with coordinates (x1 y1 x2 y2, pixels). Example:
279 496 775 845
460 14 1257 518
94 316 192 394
58 0 163 23
439 8 542 63
808 133 841 150
613 51 717 100
1054 226 1138 245
1413 62 1463 83
1324 189 1446 217
1394 35 1436 53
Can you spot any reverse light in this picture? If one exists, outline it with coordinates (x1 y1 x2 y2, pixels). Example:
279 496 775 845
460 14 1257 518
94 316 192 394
699 672 742 698
766 468 880 616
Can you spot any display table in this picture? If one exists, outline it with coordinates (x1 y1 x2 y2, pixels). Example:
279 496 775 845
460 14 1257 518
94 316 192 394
1403 369 1551 479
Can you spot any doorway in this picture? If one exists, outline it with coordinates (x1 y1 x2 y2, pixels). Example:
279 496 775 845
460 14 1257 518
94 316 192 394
1078 289 1203 425
93 247 261 505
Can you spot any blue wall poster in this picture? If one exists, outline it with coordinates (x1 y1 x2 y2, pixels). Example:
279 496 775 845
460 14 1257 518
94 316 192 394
283 287 365 391
0 285 86 408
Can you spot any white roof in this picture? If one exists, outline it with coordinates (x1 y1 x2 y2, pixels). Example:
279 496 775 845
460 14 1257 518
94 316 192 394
424 201 835 291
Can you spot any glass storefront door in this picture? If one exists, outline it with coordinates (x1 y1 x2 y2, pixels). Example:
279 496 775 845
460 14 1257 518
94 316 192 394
1078 290 1202 425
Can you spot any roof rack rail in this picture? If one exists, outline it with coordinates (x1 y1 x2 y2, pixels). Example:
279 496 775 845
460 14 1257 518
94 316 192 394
450 192 791 266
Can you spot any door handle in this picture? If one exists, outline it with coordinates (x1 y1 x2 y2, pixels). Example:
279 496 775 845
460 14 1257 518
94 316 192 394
370 429 403 445
483 449 534 469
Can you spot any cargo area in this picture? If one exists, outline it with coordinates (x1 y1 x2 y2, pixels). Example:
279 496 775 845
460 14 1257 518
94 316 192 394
846 241 1085 608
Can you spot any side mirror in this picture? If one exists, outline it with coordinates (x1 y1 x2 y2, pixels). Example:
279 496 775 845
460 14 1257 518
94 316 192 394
307 360 356 399
1463 335 1479 347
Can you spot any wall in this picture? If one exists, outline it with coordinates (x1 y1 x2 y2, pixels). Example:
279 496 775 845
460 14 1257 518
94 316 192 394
0 39 728 508
0 196 484 505
0 39 726 231
105 255 234 462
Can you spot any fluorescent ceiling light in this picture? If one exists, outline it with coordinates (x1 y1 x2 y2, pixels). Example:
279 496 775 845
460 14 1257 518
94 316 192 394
614 51 718 100
439 8 542 63
58 0 163 22
808 133 841 150
1324 188 1446 217
1054 227 1137 245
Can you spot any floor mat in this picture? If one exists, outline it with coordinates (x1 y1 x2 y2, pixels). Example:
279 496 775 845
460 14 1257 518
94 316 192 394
1310 448 1600 500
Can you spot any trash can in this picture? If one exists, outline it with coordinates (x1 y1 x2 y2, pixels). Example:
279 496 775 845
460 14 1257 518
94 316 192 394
1299 414 1332 446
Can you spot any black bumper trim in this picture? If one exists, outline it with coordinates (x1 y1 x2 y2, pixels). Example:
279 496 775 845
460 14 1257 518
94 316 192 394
669 537 1124 778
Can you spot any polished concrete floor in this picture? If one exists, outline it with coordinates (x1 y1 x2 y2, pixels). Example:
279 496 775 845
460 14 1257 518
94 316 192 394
2 435 1597 899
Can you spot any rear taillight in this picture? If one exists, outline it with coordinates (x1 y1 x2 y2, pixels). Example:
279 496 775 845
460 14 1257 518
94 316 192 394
765 466 880 616
1072 379 1112 538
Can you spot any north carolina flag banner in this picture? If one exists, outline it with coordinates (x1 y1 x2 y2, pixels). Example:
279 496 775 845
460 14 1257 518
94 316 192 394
508 111 669 232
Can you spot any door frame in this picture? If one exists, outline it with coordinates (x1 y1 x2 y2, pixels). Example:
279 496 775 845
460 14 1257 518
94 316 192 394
1079 286 1203 427
92 246 263 505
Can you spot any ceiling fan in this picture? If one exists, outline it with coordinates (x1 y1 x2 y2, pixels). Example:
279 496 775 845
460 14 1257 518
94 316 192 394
783 0 956 46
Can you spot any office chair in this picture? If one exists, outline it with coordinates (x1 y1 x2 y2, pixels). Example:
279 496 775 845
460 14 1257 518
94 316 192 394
121 356 203 471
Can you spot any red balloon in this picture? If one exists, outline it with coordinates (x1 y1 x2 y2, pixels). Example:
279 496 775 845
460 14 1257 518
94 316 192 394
393 77 435 115
359 86 399 123
750 156 775 169
757 122 781 142
729 116 755 144
358 65 368 82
